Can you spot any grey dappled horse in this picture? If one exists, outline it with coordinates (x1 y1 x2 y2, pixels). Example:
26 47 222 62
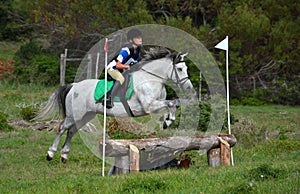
34 47 195 163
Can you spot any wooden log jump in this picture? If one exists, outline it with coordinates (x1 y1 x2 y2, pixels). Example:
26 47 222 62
99 133 236 175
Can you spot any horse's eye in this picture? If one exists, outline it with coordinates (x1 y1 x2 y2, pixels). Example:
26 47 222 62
177 68 183 72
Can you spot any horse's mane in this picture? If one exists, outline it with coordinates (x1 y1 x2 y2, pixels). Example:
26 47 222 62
130 47 173 71
142 47 171 61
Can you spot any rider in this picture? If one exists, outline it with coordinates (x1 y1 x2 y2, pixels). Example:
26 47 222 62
104 28 143 109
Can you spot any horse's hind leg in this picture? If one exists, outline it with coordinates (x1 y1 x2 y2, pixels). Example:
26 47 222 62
46 121 67 161
60 125 78 163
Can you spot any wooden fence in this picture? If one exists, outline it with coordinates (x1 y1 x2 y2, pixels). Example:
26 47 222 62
60 49 99 86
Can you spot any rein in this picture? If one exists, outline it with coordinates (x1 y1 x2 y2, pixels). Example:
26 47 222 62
141 61 189 87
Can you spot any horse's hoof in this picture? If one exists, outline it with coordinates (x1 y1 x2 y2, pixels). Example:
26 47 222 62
46 154 53 161
175 99 180 108
61 157 67 163
163 122 168 129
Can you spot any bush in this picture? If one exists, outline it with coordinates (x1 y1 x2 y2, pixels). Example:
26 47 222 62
170 95 234 132
13 40 60 85
30 54 60 85
19 104 39 121
277 78 300 105
240 97 267 106
0 111 14 132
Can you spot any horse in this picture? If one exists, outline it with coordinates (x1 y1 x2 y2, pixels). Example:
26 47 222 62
34 47 195 163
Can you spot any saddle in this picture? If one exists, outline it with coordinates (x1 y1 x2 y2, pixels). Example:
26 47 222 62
94 72 133 103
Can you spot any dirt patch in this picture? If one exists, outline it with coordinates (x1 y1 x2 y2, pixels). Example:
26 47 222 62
9 120 60 131
10 118 158 138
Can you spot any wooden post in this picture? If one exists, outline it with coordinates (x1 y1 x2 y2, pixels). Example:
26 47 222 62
60 53 65 86
87 54 92 79
129 144 139 173
95 52 100 79
208 137 231 167
207 148 220 167
219 137 230 166
114 156 129 175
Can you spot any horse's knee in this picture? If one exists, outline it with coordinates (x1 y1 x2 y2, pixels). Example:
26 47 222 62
174 99 180 108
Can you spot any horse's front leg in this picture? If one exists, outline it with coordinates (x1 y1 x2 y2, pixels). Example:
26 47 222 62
143 98 180 128
162 99 180 129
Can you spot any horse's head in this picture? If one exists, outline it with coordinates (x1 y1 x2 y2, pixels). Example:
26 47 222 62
141 47 195 95
169 52 194 93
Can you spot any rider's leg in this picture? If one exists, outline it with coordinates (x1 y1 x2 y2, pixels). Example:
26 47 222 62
104 69 124 108
105 80 122 109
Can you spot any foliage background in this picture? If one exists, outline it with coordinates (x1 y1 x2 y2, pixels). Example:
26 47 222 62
0 1 299 193
1 0 299 105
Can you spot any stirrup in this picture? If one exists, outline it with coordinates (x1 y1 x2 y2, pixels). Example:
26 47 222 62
103 97 113 109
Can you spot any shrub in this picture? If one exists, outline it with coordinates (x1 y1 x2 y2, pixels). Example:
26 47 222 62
30 54 60 85
19 104 39 121
240 97 267 106
0 111 14 132
170 95 234 132
13 40 60 85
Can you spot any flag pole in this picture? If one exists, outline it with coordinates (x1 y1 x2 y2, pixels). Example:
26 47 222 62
225 37 234 166
215 36 234 166
102 38 108 176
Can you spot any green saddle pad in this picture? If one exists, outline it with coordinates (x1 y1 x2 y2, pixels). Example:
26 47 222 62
94 76 134 102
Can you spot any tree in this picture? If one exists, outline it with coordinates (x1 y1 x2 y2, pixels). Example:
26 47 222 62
213 0 299 104
28 0 154 54
0 0 33 40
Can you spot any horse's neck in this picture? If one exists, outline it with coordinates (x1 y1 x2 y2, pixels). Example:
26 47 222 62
140 58 171 80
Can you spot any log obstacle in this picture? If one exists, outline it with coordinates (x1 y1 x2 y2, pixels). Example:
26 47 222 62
99 133 236 175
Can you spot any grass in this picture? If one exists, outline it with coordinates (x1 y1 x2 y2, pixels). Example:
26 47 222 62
0 128 299 193
0 81 56 119
231 105 300 130
0 82 300 193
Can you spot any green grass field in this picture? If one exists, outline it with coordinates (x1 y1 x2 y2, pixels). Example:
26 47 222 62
0 83 300 193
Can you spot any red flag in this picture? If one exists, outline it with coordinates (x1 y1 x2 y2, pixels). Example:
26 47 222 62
104 38 108 53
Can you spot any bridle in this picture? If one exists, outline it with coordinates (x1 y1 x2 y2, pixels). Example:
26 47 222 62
141 60 189 88
169 61 190 88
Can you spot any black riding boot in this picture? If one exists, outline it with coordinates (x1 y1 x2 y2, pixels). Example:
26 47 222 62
104 81 121 109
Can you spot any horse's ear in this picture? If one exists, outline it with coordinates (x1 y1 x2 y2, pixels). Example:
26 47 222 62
181 52 188 58
173 52 181 64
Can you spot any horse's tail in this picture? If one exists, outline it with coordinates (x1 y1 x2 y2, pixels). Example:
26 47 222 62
33 84 73 121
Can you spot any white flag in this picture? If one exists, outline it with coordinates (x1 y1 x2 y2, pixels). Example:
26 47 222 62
215 36 228 51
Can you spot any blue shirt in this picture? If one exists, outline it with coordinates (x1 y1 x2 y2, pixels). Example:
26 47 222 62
107 44 141 72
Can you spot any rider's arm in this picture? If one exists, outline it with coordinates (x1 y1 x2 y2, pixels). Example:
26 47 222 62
116 61 130 69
